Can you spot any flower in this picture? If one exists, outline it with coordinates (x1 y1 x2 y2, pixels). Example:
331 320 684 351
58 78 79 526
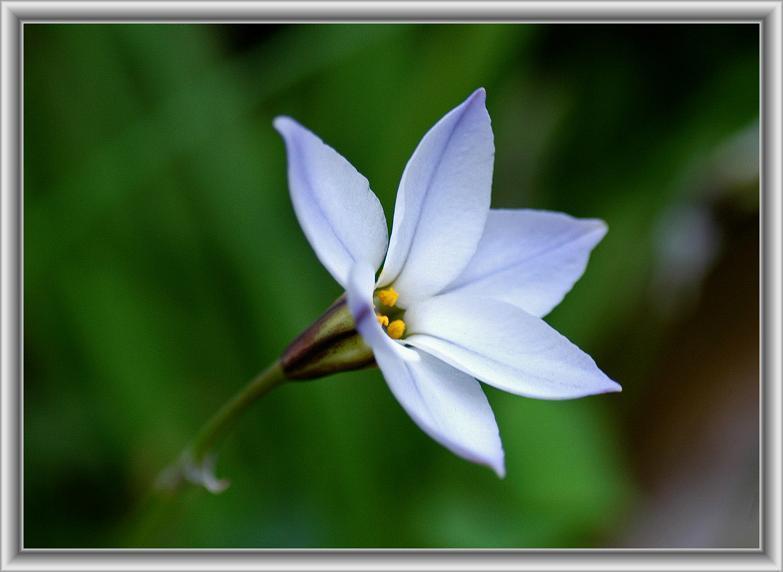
274 88 620 477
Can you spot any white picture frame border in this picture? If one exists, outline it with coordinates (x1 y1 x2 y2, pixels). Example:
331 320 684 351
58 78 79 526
1 1 780 570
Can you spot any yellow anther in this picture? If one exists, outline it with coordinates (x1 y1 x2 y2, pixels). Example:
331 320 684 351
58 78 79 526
387 319 406 340
376 314 389 327
377 287 399 307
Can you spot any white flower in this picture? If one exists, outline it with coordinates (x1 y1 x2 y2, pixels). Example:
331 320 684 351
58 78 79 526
274 88 620 477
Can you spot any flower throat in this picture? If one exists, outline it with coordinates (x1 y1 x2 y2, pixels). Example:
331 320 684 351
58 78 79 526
374 287 406 339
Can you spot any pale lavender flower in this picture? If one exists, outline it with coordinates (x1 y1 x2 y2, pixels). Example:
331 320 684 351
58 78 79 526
274 88 620 477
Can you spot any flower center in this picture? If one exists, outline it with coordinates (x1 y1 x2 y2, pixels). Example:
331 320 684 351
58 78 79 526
374 287 406 340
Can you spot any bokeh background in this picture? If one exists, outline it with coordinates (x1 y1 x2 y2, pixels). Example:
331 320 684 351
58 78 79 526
24 24 760 548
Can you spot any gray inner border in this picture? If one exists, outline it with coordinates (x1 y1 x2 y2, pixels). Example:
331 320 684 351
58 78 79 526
1 1 780 571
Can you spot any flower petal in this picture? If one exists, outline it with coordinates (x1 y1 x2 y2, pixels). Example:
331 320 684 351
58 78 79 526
346 263 504 476
405 294 621 399
377 349 506 477
378 88 494 305
274 117 388 287
442 209 607 317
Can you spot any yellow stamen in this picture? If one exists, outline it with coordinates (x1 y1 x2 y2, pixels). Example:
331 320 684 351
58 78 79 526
376 314 389 327
387 319 406 340
377 287 399 307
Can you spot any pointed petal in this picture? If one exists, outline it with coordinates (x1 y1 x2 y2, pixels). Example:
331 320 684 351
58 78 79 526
442 209 607 317
274 117 388 287
378 89 494 305
377 350 505 477
405 294 621 399
346 264 505 476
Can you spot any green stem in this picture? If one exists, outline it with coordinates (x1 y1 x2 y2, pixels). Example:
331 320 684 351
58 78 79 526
191 361 285 460
156 296 373 495
157 360 286 493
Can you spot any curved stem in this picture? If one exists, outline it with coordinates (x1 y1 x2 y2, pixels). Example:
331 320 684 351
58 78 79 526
157 360 286 493
191 361 285 461
155 297 372 495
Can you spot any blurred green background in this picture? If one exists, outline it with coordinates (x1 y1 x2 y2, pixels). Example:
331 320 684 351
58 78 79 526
24 24 759 548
